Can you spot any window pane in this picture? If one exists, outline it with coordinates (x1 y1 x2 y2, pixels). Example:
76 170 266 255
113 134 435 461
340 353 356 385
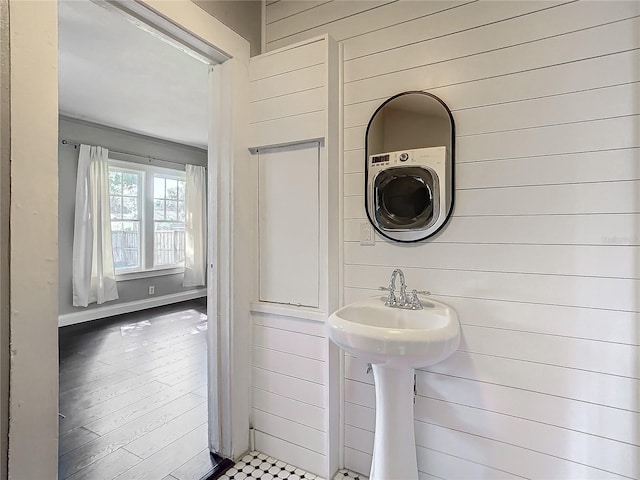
154 199 165 221
178 201 185 222
154 177 165 199
122 197 138 220
110 196 122 220
166 179 178 200
166 201 178 221
122 173 138 196
111 221 140 270
178 181 185 201
154 222 185 267
109 171 122 195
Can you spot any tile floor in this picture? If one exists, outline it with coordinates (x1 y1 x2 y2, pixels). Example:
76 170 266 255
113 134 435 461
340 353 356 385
219 451 367 480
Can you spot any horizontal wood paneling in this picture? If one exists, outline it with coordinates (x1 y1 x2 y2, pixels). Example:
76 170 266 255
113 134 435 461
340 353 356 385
252 346 324 384
252 311 326 336
253 324 326 360
343 0 564 61
267 1 394 46
345 179 640 217
250 64 325 103
250 38 326 81
345 149 640 190
254 431 325 475
252 367 324 408
344 48 640 128
345 114 640 153
428 351 640 412
267 0 470 52
455 149 640 189
251 313 329 471
253 409 326 454
345 242 639 279
344 213 640 247
344 266 639 312
417 419 629 480
346 352 640 446
250 86 326 124
253 388 325 431
415 370 640 446
343 447 373 479
344 17 640 105
249 110 325 150
454 83 639 136
343 1 639 82
266 1 640 477
266 1 331 25
415 396 638 478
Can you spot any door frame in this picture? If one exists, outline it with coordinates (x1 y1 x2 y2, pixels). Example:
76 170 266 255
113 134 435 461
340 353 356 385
6 1 251 477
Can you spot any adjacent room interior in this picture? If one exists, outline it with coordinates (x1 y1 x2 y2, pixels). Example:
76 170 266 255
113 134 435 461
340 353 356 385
56 2 219 478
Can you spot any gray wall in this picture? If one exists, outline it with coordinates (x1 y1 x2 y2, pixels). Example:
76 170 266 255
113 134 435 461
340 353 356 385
193 0 262 56
0 0 9 477
58 116 207 317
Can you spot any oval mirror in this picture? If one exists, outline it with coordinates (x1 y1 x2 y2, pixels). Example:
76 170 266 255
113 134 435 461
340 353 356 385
365 91 455 243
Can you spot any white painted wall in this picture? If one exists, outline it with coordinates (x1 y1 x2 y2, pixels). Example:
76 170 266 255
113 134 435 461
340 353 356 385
266 1 640 478
0 0 10 477
8 2 59 478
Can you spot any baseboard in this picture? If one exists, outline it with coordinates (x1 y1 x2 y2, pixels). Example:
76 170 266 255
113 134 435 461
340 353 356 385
58 288 207 327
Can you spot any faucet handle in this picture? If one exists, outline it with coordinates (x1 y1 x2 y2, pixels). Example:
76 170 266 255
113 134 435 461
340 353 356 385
378 286 391 291
413 290 431 295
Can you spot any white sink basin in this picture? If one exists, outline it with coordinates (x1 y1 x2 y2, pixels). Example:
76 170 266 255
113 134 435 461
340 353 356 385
328 294 460 368
328 294 460 480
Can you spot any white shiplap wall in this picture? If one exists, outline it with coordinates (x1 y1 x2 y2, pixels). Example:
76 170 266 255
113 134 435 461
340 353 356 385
266 1 640 478
248 36 340 477
251 312 328 474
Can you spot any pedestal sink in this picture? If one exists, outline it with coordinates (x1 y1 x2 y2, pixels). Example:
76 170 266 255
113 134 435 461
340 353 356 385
328 294 460 480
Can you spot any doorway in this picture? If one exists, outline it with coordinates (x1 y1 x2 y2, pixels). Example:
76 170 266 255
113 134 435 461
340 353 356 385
7 1 252 477
55 1 223 478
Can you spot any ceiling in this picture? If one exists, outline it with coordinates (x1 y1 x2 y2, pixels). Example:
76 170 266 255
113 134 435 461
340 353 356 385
58 0 211 149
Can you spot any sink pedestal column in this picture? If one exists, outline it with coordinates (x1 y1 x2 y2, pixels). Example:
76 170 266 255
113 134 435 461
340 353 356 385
370 365 418 480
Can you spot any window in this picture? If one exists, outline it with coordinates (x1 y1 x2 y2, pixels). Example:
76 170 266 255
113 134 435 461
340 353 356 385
108 160 187 274
109 167 143 272
153 174 186 267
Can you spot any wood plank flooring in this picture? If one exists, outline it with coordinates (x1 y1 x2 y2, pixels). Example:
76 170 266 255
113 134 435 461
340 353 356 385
59 300 224 480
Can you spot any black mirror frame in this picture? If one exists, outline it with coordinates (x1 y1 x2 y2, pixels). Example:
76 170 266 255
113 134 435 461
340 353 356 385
364 91 456 243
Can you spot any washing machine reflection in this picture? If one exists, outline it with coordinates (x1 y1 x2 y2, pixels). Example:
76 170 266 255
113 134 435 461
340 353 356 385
366 146 450 242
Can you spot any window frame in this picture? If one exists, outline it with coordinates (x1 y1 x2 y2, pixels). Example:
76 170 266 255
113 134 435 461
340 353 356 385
108 158 187 280
152 170 187 269
108 163 145 275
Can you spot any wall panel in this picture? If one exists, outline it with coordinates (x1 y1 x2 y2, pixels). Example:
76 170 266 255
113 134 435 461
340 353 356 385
266 1 640 477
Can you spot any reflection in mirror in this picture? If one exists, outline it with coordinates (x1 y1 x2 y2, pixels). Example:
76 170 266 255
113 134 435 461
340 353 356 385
365 92 455 243
367 92 453 156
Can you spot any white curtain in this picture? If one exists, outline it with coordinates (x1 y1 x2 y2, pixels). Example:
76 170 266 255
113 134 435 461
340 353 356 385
72 144 119 307
184 164 207 287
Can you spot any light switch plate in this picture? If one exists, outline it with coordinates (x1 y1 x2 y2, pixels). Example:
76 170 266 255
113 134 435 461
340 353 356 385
360 222 375 246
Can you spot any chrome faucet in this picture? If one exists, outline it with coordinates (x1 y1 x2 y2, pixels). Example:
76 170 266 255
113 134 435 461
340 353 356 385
387 268 406 306
380 268 430 310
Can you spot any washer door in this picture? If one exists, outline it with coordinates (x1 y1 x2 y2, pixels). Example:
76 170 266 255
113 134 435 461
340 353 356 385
374 167 437 230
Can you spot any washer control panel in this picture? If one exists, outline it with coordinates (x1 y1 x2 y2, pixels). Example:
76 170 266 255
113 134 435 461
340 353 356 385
369 147 446 170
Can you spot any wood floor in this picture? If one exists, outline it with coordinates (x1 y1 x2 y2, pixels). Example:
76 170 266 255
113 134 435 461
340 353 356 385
58 299 222 480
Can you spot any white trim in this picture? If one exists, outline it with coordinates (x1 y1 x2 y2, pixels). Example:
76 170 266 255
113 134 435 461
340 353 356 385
115 266 184 281
250 301 327 322
58 288 206 327
261 0 267 54
207 63 222 455
135 0 250 63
